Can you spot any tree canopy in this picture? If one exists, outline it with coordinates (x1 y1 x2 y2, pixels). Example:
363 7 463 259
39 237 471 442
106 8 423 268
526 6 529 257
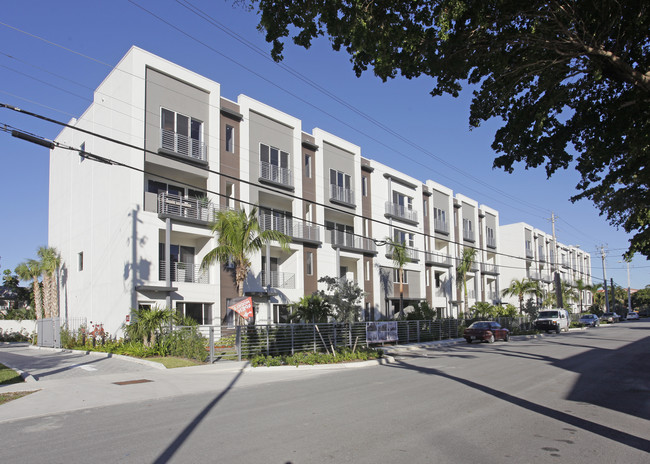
249 0 650 258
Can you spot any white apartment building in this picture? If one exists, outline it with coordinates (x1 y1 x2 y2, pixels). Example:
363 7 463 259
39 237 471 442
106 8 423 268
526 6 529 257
49 47 592 336
500 223 593 312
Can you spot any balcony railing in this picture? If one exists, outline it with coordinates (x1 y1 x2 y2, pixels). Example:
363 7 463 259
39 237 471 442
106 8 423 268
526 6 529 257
260 271 295 289
259 214 320 243
487 291 500 301
260 161 293 187
434 287 447 298
528 271 541 280
387 247 420 262
158 192 217 223
424 251 453 267
538 248 546 262
385 202 418 223
329 230 376 253
486 236 497 249
434 218 449 234
330 185 355 205
526 248 534 259
481 263 499 274
160 128 206 162
463 229 475 242
159 261 209 284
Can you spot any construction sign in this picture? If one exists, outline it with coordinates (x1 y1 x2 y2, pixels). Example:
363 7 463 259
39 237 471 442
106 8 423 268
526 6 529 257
228 297 254 320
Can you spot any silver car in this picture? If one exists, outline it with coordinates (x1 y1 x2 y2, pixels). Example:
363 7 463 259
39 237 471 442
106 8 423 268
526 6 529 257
579 314 600 327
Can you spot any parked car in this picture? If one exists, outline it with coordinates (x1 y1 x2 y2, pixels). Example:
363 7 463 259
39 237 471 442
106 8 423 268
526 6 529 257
464 321 510 343
535 309 570 333
600 312 620 323
578 314 600 327
626 311 639 320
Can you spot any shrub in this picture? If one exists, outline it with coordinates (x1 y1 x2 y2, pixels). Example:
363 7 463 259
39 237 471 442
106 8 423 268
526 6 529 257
160 327 207 362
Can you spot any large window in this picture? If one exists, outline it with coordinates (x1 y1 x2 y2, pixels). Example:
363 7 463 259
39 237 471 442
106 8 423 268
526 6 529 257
176 302 212 325
260 143 291 185
393 228 414 248
463 218 474 241
161 108 203 158
392 191 413 210
330 169 352 203
225 125 235 153
393 268 408 284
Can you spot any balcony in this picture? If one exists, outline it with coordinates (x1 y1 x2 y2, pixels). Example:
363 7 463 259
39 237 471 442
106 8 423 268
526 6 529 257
486 236 497 249
487 291 500 301
330 185 355 206
463 228 475 242
424 251 453 267
385 202 418 225
329 230 377 254
260 271 295 289
259 214 321 244
481 263 499 275
158 192 221 225
159 261 209 284
434 218 449 235
160 128 206 163
260 161 293 189
387 247 420 263
526 248 534 259
528 271 541 280
538 248 546 262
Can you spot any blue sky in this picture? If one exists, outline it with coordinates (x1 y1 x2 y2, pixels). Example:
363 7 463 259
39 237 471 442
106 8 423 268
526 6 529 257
0 1 646 290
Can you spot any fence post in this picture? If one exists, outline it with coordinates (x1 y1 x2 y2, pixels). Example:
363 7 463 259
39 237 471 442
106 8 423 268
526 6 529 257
291 324 295 355
236 326 242 362
334 324 337 349
417 320 420 343
406 321 410 344
209 326 214 364
266 324 270 356
348 323 352 348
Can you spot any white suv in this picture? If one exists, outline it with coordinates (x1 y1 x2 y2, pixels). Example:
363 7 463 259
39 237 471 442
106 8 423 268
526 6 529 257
535 309 570 333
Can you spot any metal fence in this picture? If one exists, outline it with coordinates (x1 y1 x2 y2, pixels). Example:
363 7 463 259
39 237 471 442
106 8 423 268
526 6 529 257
201 319 482 363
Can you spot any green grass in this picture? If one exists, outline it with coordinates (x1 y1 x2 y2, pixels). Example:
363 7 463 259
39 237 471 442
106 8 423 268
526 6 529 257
146 356 204 368
0 391 36 406
0 363 25 385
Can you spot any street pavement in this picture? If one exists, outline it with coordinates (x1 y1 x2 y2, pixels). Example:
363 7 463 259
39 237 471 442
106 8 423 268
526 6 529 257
0 326 604 424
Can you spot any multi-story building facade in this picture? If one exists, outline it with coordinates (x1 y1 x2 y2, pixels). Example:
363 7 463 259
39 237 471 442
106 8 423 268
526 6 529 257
500 223 593 312
49 47 592 336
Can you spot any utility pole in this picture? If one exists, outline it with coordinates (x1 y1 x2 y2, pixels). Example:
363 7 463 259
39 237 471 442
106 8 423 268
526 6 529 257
600 246 610 312
550 213 563 308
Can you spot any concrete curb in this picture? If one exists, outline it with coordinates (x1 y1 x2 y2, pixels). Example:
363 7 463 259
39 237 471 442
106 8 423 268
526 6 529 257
244 355 395 372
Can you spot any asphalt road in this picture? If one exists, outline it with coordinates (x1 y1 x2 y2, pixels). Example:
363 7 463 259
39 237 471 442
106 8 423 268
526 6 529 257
1 322 649 463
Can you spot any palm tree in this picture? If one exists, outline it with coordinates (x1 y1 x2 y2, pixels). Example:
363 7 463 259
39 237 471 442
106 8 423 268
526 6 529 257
202 206 290 298
289 294 331 323
589 283 604 309
456 247 478 315
501 278 542 314
574 278 589 313
38 246 61 318
126 306 170 348
15 260 43 319
386 236 409 318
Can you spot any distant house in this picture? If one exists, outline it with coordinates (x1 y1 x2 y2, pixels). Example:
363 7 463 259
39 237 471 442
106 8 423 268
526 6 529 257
0 286 18 311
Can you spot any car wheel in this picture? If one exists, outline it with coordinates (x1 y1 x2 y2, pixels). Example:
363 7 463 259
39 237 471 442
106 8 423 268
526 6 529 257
488 334 495 343
504 333 510 342
555 326 561 334
465 338 472 344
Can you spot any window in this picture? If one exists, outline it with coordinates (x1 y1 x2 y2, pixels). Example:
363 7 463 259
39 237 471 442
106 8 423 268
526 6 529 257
363 218 369 237
159 244 196 282
362 175 368 197
463 218 474 241
260 143 291 184
423 199 428 216
393 229 414 248
304 154 312 178
392 191 413 209
176 302 212 325
306 252 313 276
225 125 234 153
225 182 234 208
273 305 290 324
78 252 84 271
426 268 430 286
330 169 352 203
161 108 203 158
365 260 371 281
393 268 408 284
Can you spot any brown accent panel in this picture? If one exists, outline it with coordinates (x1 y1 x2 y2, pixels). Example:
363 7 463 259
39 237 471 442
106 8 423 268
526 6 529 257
220 98 241 209
303 245 318 294
302 135 317 225
425 266 432 304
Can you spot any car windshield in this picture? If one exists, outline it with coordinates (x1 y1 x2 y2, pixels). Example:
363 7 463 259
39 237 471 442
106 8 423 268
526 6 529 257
581 315 595 319
538 311 559 318
468 322 491 329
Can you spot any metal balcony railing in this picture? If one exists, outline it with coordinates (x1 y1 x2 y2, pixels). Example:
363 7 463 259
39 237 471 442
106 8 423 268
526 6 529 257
486 236 497 249
424 251 453 266
388 247 420 262
528 271 541 280
259 214 320 242
160 128 206 162
329 230 377 253
538 248 546 262
158 192 216 223
434 218 449 234
526 248 534 259
463 228 475 242
481 263 499 274
330 185 355 205
159 261 209 284
260 161 293 187
260 271 295 289
385 202 418 223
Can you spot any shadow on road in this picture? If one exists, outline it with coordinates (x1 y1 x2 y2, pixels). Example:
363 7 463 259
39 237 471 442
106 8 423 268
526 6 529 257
152 367 245 464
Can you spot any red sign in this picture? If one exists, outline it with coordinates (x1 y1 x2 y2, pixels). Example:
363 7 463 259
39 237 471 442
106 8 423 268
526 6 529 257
228 297 254 320
125 315 131 323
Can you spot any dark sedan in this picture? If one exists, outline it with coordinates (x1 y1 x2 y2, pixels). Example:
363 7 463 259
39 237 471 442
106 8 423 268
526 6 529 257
464 321 510 344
